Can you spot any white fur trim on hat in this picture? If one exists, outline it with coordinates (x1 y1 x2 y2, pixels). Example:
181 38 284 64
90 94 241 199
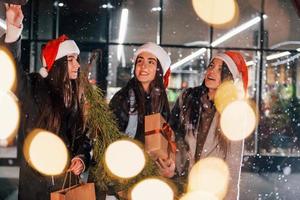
56 40 80 60
41 40 81 68
133 42 171 75
214 53 240 81
41 40 80 67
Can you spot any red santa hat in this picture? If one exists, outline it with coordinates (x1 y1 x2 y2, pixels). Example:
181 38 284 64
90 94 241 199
133 42 171 88
213 51 248 94
39 34 80 78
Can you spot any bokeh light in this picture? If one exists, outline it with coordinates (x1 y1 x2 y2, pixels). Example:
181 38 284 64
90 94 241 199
220 100 256 141
214 81 238 113
0 91 20 141
23 129 69 176
188 157 229 199
192 0 237 26
105 139 146 179
131 178 174 200
180 190 218 200
0 48 16 92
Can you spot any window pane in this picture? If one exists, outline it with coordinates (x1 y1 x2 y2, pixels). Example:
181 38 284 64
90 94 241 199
162 0 209 45
21 3 31 39
168 48 209 106
107 45 135 87
29 42 46 73
169 48 208 89
265 0 300 50
59 0 107 42
79 51 101 84
0 167 19 199
0 147 17 158
212 0 261 48
78 48 108 91
260 51 300 156
106 45 136 100
36 0 54 40
109 0 159 43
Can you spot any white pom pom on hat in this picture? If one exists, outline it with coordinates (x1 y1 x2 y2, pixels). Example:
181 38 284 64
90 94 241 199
39 67 48 78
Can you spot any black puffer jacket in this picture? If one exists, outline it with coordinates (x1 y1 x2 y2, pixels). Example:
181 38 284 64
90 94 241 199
6 38 91 200
109 78 170 144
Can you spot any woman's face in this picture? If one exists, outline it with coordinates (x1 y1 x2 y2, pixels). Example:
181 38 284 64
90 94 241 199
135 52 158 86
204 58 223 90
67 53 80 80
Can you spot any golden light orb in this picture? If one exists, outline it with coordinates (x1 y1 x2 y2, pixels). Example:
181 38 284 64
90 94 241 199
188 157 229 199
214 80 238 113
23 129 69 176
220 100 256 141
0 91 20 140
131 178 174 200
180 190 218 200
0 48 16 92
105 139 146 179
192 0 237 26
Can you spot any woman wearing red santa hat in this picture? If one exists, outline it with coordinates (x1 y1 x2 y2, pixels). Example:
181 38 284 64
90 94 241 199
6 11 92 198
16 34 92 200
106 42 175 198
109 43 171 142
169 51 248 200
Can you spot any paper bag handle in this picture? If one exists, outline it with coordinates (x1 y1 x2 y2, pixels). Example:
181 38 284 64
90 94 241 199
61 171 80 190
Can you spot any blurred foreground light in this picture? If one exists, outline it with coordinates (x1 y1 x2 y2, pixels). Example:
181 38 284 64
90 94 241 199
23 129 69 176
220 100 256 141
180 190 218 200
0 91 20 140
131 178 174 200
192 0 237 26
0 48 16 91
188 157 229 199
105 139 145 179
214 81 238 113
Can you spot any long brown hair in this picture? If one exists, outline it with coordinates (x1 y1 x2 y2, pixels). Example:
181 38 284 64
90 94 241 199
36 56 84 135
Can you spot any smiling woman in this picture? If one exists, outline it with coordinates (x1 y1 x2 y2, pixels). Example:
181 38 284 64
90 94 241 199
11 33 92 200
135 52 158 92
109 42 171 143
169 51 248 200
105 42 173 198
67 53 80 79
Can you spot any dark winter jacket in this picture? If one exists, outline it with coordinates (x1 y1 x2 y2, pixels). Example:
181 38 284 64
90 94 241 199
109 78 170 144
169 85 244 200
6 38 91 200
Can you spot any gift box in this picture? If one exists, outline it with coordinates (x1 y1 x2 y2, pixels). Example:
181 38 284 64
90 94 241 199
50 182 96 200
144 113 176 161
